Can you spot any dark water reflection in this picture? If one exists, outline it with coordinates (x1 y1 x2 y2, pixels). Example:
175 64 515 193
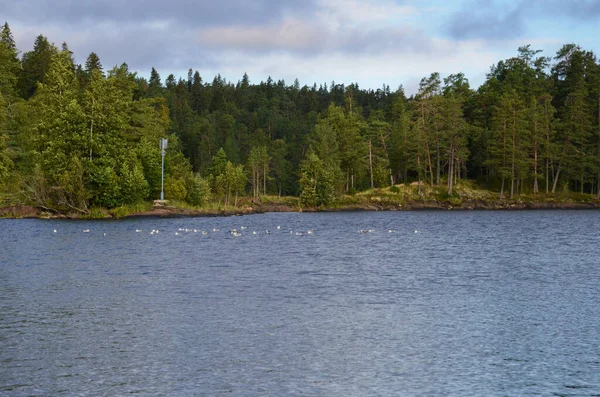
1 211 600 396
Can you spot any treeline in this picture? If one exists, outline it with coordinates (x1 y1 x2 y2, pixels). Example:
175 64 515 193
1 22 600 211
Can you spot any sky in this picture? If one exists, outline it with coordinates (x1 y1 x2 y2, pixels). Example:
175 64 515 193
3 0 600 94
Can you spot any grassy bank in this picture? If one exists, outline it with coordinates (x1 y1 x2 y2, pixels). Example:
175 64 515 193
2 180 600 219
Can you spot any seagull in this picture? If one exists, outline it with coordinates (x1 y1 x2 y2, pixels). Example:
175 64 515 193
53 229 57 233
307 230 313 235
135 229 142 233
414 230 419 234
276 226 281 230
83 229 90 233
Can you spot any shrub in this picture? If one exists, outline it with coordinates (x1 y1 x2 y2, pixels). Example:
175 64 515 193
187 174 211 206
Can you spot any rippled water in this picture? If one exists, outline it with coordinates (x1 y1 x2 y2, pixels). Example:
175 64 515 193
1 211 600 396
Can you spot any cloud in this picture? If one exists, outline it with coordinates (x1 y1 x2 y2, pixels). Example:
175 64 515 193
198 19 436 56
445 0 600 40
0 0 314 28
199 19 327 53
196 0 435 56
315 0 419 26
4 0 598 93
446 4 525 40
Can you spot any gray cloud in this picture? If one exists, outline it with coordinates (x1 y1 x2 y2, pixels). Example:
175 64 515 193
446 0 600 40
335 26 437 55
198 21 437 57
8 0 595 90
0 0 314 28
3 0 315 78
446 4 525 40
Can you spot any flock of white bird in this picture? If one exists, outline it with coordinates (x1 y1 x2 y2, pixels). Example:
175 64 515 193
52 227 420 236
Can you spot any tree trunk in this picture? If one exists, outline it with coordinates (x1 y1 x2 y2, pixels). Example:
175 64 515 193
597 87 600 197
436 136 440 186
252 168 256 198
421 102 433 186
447 138 455 195
533 139 539 194
346 169 349 192
369 140 374 189
545 158 549 194
417 152 422 195
552 163 561 193
425 140 434 186
89 97 94 160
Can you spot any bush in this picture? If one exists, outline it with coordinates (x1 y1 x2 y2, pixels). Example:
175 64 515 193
120 163 149 204
164 177 187 201
299 177 317 207
187 174 211 206
87 165 121 208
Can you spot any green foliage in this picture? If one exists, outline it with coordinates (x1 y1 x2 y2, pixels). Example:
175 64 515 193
165 176 188 201
4 27 600 212
87 164 121 208
299 152 335 207
109 202 153 219
0 94 13 184
120 160 149 204
187 173 211 206
389 185 401 194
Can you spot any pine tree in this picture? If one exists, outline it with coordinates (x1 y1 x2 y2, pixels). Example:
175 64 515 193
0 23 20 97
148 67 162 97
84 52 103 75
19 35 56 99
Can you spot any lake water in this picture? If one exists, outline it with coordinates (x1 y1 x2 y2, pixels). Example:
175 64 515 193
1 210 600 396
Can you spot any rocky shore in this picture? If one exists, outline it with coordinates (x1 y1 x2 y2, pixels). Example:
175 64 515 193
2 198 600 219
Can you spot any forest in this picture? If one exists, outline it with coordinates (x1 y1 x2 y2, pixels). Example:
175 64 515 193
1 21 600 213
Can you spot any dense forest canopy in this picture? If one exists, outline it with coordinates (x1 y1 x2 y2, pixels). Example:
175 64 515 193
1 22 600 211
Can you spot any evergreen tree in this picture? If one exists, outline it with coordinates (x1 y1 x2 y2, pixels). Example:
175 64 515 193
19 35 56 99
0 22 20 97
148 67 162 97
84 52 103 75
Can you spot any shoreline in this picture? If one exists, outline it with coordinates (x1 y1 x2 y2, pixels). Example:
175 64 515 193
2 199 600 219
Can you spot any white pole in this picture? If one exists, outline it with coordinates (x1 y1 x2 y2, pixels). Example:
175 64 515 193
161 148 165 200
160 139 167 200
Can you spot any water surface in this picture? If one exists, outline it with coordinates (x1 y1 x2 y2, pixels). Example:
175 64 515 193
1 211 600 396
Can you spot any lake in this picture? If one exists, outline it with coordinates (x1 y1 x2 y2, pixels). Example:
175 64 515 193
1 210 600 396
